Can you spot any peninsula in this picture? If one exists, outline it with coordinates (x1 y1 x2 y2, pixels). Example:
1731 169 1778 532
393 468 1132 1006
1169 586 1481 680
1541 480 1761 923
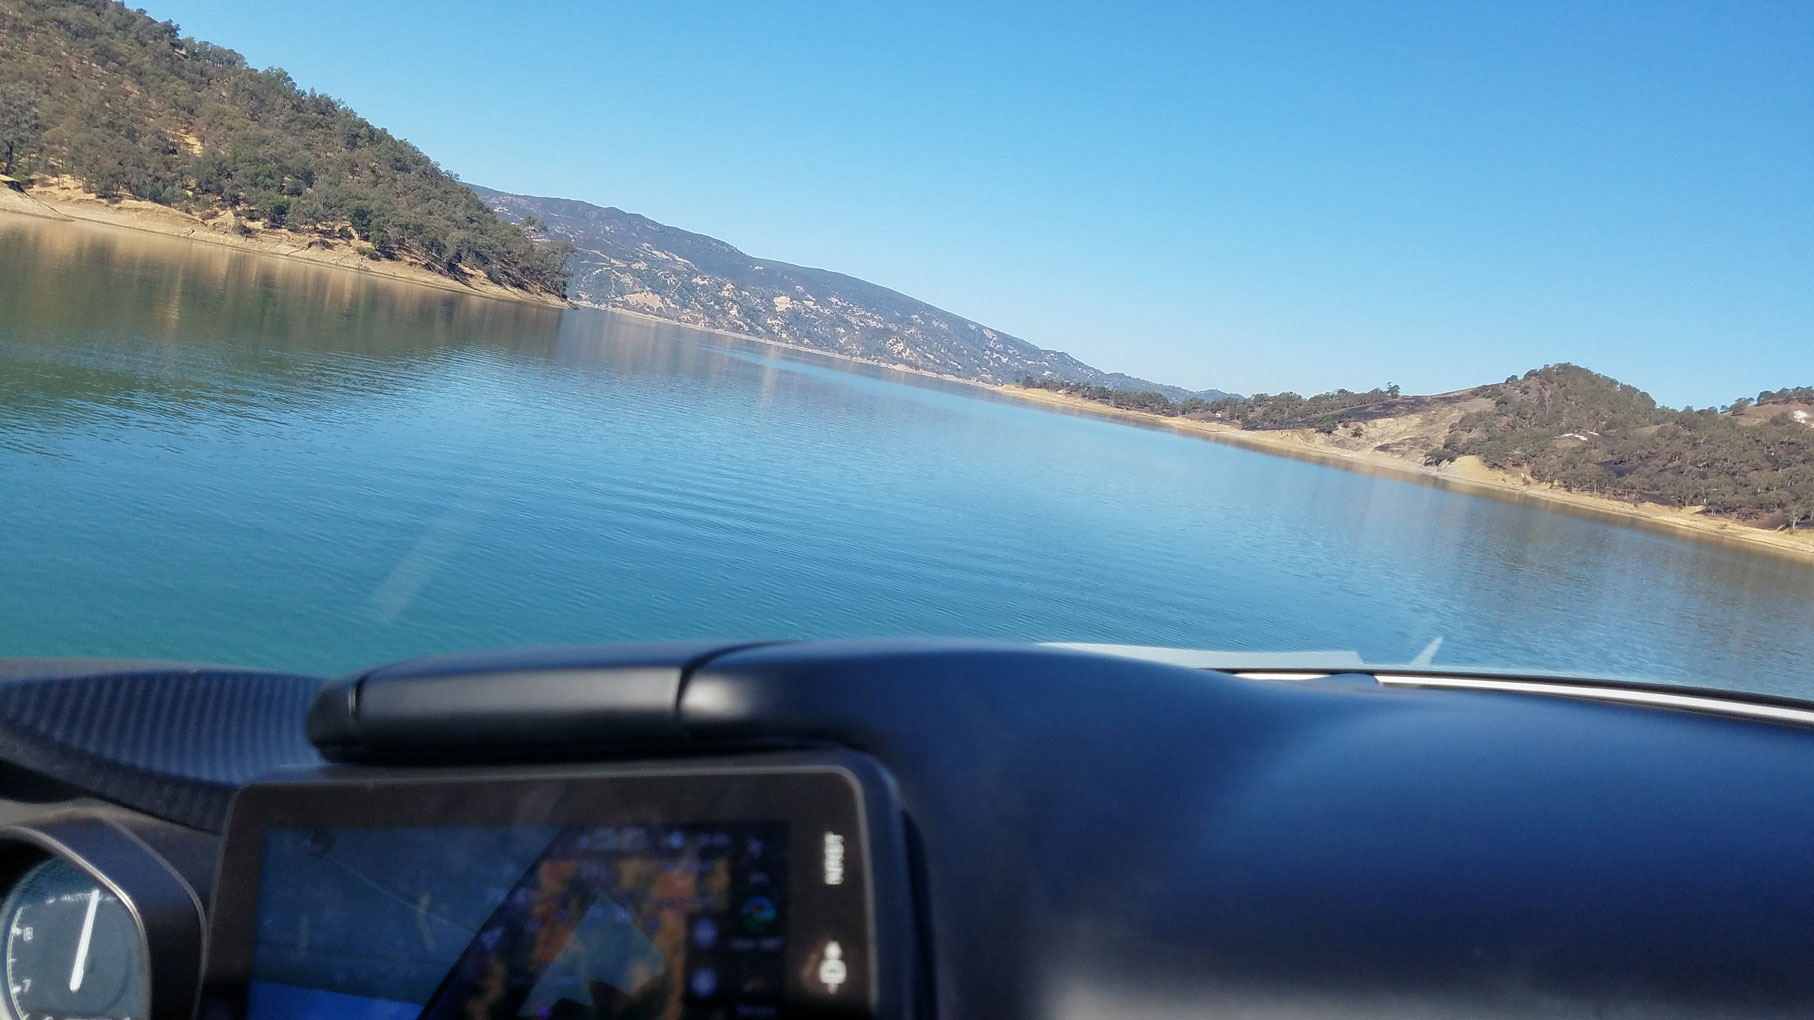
1004 369 1814 561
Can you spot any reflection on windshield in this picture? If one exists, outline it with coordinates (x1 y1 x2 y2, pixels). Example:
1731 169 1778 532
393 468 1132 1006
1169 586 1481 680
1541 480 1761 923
4 218 1814 692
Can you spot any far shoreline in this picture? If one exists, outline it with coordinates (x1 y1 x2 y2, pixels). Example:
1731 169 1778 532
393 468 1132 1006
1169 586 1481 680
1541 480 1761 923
995 385 1814 566
567 299 1010 391
9 194 1808 565
0 183 570 309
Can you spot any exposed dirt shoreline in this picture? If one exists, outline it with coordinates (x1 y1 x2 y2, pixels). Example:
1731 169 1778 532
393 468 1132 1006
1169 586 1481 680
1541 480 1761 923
997 385 1814 565
0 182 569 308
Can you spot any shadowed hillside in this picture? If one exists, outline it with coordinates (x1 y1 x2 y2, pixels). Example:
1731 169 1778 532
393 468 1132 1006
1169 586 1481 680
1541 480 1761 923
0 0 567 298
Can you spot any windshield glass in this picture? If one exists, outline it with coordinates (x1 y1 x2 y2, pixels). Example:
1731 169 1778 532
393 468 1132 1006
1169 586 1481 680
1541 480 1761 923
2 2 1809 694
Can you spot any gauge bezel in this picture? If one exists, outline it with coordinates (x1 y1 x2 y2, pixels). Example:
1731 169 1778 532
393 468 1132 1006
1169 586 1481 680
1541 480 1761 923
2 856 144 1019
0 816 204 1020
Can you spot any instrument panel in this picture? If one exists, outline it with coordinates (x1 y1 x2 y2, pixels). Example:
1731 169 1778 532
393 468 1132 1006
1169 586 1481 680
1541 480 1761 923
8 641 1814 1019
204 758 903 1020
2 857 147 1020
0 814 204 1020
0 754 908 1020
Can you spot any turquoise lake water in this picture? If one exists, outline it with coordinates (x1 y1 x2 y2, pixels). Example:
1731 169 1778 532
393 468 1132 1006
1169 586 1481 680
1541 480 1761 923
4 217 1812 691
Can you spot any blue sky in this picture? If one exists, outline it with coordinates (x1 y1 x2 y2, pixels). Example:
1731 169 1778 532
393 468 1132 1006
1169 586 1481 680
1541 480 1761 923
144 0 1808 406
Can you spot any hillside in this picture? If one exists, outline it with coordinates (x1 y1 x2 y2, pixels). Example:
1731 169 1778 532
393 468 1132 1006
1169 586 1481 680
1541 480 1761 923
0 0 567 299
1019 366 1814 532
472 186 1227 395
1426 368 1814 526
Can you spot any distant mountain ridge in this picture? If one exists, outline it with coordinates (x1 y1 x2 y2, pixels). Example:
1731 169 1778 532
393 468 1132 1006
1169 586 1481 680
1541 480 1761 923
471 186 1230 398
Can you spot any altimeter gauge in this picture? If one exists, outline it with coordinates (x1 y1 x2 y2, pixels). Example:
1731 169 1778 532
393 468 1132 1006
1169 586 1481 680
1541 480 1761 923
3 859 148 1020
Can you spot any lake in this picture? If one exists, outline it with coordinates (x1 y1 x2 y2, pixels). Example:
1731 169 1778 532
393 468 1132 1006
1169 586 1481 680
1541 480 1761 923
4 216 1812 693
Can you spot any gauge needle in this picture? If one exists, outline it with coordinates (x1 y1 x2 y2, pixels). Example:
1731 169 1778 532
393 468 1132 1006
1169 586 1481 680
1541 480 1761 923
68 888 99 992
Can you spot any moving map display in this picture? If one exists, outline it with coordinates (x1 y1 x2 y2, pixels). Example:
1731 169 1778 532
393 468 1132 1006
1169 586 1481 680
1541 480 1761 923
247 823 789 1020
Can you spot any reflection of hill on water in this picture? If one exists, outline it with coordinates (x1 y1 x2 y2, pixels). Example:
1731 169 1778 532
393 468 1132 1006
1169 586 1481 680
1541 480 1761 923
5 216 979 436
0 218 565 433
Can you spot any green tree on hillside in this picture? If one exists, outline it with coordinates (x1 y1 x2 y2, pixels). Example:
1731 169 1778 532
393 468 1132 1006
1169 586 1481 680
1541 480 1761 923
0 84 42 177
1760 386 1814 404
1423 365 1814 525
1020 377 1182 415
1032 364 1814 530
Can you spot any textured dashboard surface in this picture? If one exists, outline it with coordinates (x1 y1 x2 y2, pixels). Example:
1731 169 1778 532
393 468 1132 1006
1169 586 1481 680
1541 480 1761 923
7 642 1814 1019
0 661 325 830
